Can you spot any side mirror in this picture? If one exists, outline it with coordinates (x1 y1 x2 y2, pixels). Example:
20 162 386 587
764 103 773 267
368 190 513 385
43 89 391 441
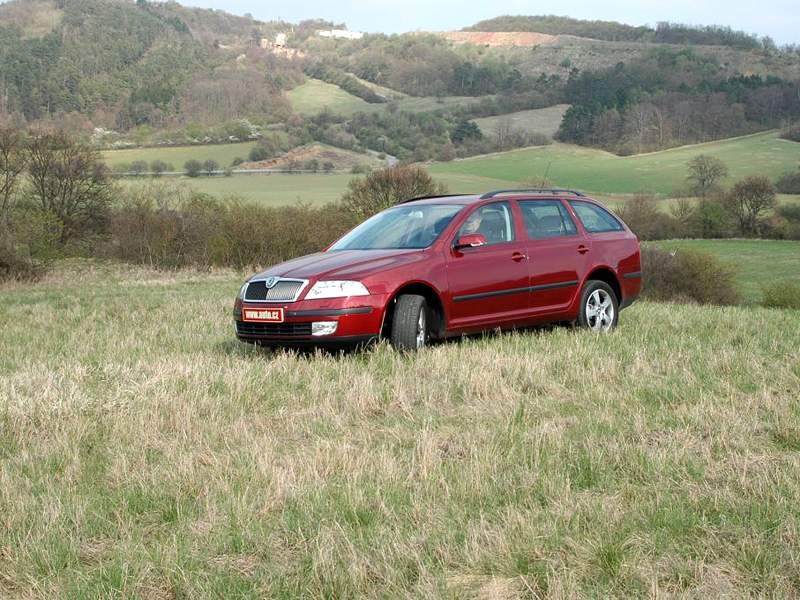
454 233 487 251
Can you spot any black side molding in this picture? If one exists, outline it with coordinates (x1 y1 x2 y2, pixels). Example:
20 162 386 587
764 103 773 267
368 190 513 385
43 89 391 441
453 280 578 303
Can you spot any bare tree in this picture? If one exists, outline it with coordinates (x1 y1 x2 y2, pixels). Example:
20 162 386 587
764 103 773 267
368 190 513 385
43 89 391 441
26 132 113 243
723 176 777 235
687 155 729 197
494 117 513 149
0 126 27 219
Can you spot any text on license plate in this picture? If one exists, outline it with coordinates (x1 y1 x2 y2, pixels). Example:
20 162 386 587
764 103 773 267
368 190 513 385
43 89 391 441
242 307 284 323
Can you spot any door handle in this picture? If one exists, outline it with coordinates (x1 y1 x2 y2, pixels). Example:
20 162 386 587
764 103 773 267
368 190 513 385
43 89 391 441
577 245 589 255
511 251 527 262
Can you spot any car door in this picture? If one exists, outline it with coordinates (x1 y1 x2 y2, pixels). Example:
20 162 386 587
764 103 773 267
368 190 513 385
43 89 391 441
446 201 530 329
518 199 588 313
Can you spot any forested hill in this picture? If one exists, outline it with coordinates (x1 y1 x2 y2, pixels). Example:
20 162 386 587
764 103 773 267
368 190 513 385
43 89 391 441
465 16 784 49
0 0 298 128
0 0 798 157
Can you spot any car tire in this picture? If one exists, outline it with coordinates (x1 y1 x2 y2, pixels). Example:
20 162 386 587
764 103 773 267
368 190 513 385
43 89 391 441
390 294 428 350
577 280 619 332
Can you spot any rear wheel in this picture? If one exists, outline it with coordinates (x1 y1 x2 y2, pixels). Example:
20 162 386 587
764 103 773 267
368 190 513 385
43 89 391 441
390 294 428 350
577 280 618 332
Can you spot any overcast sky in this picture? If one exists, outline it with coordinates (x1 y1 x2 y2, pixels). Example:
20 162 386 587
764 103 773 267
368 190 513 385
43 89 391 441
177 0 799 45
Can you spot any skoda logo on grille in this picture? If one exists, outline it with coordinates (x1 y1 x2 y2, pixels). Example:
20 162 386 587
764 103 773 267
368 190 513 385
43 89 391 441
264 277 279 289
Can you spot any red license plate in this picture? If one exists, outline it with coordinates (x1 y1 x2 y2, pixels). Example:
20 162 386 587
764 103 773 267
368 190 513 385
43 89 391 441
242 307 284 323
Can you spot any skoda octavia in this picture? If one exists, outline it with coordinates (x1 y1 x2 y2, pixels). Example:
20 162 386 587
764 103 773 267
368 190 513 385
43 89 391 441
234 189 642 350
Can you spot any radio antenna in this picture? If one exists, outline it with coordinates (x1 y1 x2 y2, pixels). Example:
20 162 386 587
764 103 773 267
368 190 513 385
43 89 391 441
540 161 552 188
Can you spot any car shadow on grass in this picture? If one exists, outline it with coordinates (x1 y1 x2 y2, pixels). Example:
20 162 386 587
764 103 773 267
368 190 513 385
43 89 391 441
216 322 573 361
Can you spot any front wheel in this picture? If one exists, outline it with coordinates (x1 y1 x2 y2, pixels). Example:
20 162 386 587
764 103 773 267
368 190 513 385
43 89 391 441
390 294 428 351
577 281 619 332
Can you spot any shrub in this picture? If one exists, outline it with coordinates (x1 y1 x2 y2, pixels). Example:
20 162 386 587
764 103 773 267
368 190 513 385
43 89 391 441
689 197 733 238
641 245 741 305
0 207 62 280
776 170 800 194
616 194 677 240
202 159 219 176
108 183 357 269
722 176 777 236
150 160 171 177
761 281 800 310
341 165 448 219
184 160 202 177
780 124 800 142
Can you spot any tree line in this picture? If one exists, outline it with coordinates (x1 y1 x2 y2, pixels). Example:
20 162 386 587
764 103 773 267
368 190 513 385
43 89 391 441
558 49 800 153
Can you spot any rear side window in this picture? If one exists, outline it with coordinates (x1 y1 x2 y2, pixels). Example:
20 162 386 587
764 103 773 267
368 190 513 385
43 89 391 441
457 201 515 246
519 200 577 239
569 201 624 233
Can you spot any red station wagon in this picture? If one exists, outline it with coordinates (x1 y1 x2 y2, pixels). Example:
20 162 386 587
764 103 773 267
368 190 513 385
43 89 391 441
234 189 642 350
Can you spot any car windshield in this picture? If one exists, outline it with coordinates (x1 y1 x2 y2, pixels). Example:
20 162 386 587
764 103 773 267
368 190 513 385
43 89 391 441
329 204 464 251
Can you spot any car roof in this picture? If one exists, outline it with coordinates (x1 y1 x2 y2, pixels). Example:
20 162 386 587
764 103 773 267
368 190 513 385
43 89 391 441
402 189 593 207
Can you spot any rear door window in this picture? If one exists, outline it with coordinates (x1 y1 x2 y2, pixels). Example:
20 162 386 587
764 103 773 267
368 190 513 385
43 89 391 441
519 200 578 239
568 201 624 233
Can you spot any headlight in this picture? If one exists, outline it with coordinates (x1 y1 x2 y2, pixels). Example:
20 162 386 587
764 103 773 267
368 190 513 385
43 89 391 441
238 282 249 299
305 280 369 300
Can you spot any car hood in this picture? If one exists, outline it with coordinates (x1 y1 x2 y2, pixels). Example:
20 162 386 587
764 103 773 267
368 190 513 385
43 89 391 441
252 249 425 281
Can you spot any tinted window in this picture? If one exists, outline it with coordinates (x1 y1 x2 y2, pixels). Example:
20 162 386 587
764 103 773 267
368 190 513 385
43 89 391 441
330 204 463 250
520 200 578 239
569 201 624 233
457 201 515 246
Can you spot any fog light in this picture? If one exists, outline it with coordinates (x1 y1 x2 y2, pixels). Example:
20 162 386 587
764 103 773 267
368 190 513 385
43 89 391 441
311 321 338 336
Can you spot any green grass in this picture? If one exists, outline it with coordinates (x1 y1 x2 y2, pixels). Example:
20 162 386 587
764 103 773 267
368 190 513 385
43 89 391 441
474 104 570 139
1 261 799 597
118 172 520 207
102 141 257 169
431 131 800 195
653 239 800 304
286 79 373 117
287 78 485 117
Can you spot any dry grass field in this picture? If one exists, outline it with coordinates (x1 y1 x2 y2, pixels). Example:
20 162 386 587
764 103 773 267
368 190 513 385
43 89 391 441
1 261 800 597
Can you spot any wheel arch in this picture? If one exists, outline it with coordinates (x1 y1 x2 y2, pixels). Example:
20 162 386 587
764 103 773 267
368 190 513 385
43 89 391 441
583 266 622 304
381 281 447 339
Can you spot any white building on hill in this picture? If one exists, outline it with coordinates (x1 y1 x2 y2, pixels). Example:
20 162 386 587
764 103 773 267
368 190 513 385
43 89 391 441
318 29 364 40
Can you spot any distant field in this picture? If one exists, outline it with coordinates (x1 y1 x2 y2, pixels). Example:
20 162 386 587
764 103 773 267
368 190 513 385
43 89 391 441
119 172 520 206
474 104 570 139
431 131 800 195
102 141 256 169
286 79 373 117
287 78 485 117
2 263 800 596
653 239 800 304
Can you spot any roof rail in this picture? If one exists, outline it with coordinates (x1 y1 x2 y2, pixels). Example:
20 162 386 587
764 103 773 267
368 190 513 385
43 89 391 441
479 188 585 199
399 194 474 204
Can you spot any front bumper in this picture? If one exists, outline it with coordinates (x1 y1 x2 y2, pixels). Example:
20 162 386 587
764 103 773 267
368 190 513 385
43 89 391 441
234 294 388 344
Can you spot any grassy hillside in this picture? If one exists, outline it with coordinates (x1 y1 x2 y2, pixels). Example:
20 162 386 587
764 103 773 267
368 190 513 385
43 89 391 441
431 131 800 195
1 262 799 596
286 78 486 117
474 104 570 139
287 79 374 117
653 239 800 304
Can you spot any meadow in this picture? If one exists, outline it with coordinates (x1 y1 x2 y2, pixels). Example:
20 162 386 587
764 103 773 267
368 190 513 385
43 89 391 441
474 104 571 139
104 130 800 206
102 141 257 170
430 131 800 195
1 260 799 597
652 239 800 304
287 79 481 117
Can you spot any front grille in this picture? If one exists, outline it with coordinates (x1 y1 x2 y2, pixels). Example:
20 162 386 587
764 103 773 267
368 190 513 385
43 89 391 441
236 321 313 337
244 279 306 302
